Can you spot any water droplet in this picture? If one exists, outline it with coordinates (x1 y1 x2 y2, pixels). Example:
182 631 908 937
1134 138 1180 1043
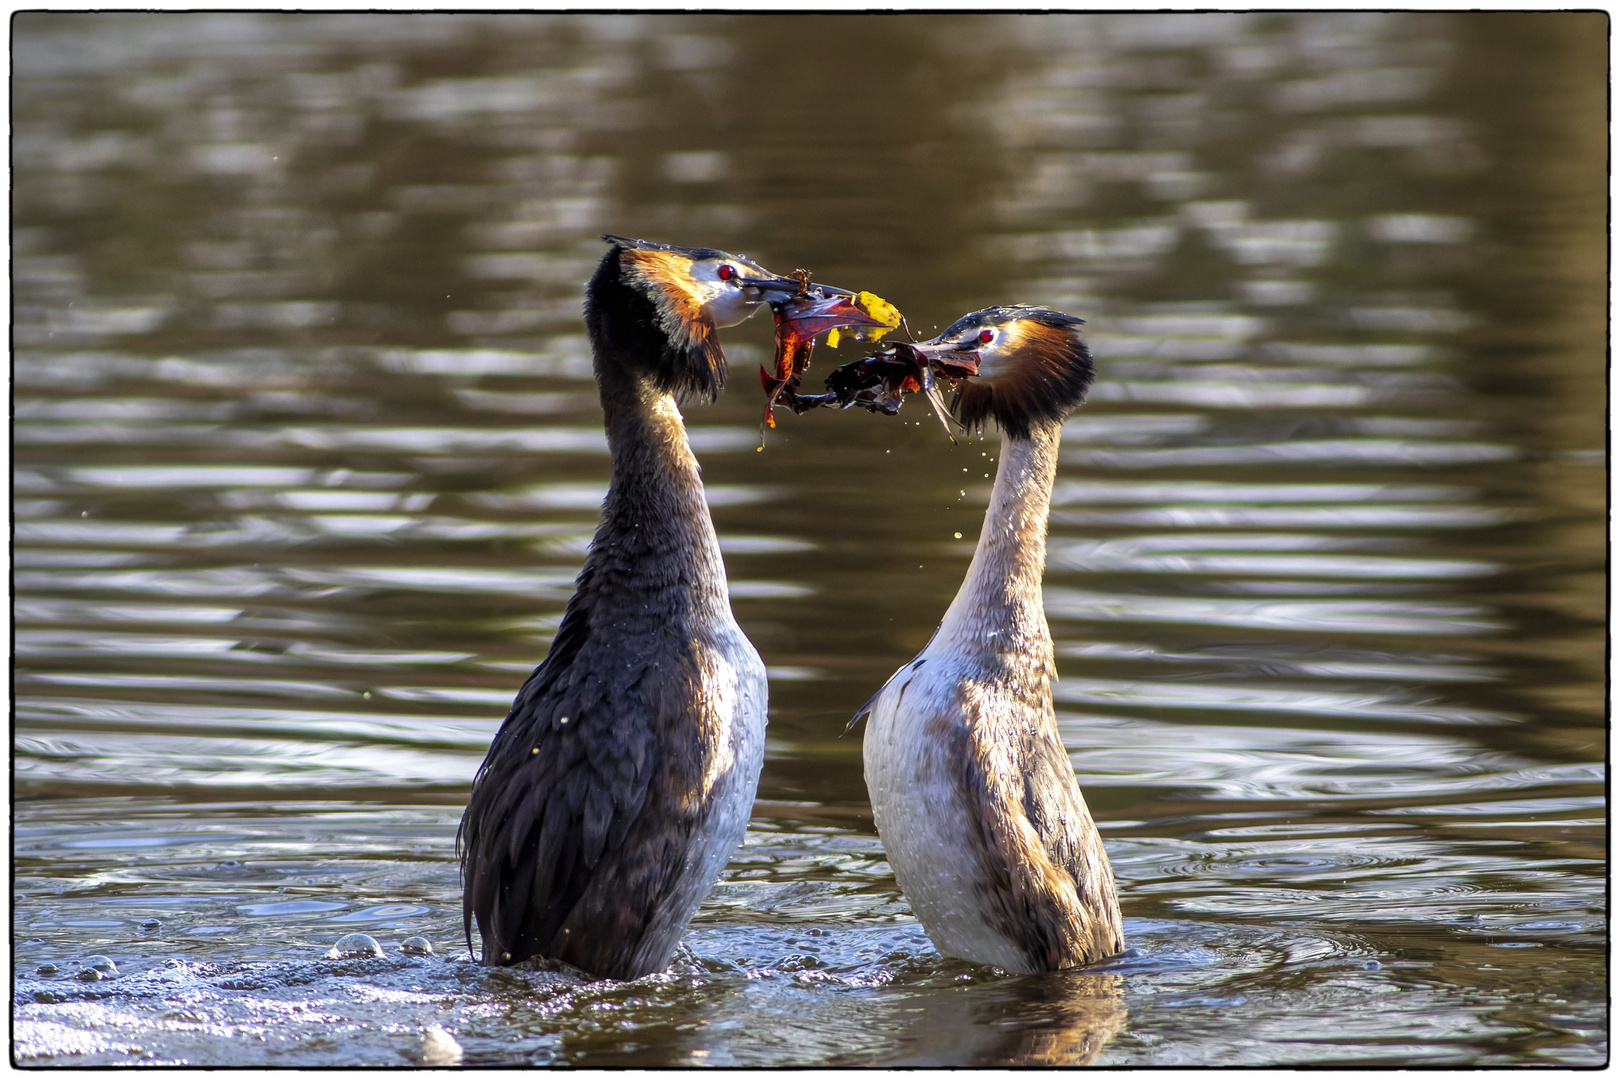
400 936 434 956
328 933 384 959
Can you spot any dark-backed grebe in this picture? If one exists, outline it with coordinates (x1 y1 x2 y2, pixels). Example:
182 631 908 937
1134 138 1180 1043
460 235 848 980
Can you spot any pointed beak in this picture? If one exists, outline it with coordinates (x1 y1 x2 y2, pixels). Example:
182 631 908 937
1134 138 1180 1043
908 339 982 378
736 273 815 306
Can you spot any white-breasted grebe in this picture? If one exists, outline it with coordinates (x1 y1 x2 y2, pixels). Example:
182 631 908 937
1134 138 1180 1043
856 306 1125 973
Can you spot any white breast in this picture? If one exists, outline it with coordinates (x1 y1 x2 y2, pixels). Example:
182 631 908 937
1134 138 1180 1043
861 656 1032 972
702 621 769 863
630 621 766 975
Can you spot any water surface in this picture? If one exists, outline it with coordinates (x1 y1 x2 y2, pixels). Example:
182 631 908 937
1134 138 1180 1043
12 12 1606 1067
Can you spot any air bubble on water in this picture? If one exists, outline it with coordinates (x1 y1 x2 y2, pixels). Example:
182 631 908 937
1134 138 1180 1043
84 955 117 974
76 968 104 982
399 936 434 956
329 933 384 959
35 963 58 976
1362 960 1381 971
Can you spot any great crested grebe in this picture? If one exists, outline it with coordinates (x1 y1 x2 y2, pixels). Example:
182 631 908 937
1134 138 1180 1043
459 235 853 981
857 305 1125 973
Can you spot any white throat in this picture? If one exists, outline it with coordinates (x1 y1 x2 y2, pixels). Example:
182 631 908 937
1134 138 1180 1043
933 421 1061 674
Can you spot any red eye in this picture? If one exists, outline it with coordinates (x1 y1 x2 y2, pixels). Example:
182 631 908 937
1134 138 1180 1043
979 329 995 344
717 264 737 282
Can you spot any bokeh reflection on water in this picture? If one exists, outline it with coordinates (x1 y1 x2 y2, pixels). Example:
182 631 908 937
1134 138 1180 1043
11 11 1606 1067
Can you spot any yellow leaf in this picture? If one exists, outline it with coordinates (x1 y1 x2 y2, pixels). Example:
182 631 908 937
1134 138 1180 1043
843 291 901 343
855 291 902 328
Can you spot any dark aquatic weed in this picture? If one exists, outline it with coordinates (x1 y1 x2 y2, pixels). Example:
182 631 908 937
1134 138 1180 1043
818 340 980 441
760 279 901 429
773 331 983 444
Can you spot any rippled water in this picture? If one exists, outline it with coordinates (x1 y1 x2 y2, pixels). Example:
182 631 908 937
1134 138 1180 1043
12 12 1606 1067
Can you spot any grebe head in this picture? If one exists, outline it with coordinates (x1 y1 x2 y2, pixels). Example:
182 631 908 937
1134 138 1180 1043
590 235 806 402
913 306 1095 439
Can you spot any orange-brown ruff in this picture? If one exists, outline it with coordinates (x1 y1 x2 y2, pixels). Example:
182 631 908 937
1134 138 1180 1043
859 306 1125 973
616 247 725 382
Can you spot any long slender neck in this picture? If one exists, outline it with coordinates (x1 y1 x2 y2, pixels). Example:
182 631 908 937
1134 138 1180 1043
586 357 729 618
934 419 1061 676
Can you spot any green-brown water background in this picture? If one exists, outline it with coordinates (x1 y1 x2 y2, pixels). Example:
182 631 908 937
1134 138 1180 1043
11 12 1606 1066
